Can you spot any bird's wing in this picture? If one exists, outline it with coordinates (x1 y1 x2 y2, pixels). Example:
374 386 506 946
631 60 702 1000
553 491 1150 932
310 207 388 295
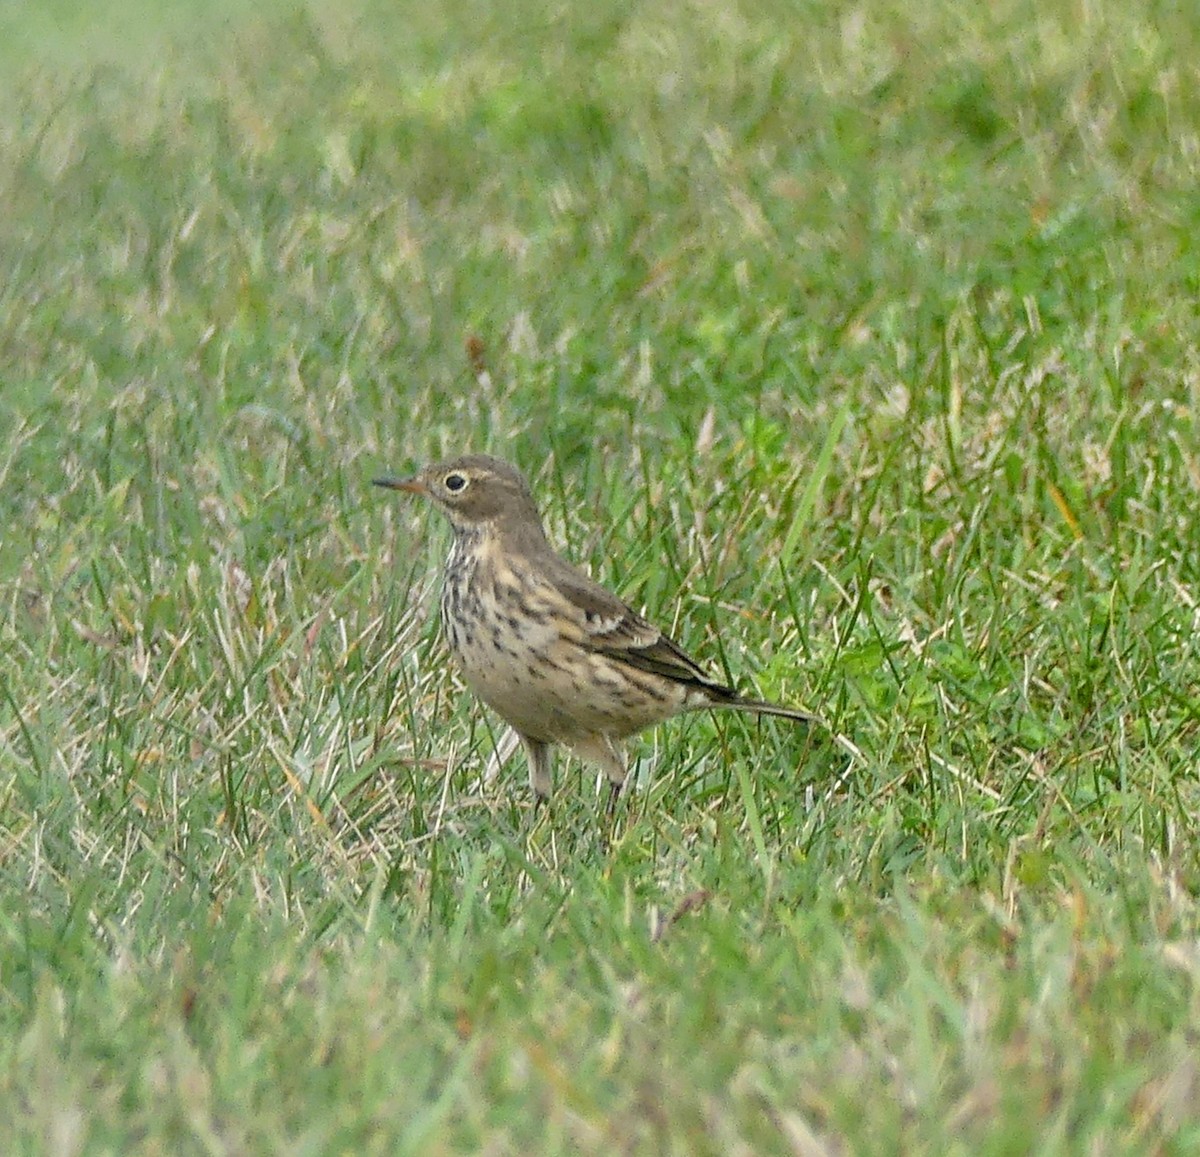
529 548 812 723
546 559 727 691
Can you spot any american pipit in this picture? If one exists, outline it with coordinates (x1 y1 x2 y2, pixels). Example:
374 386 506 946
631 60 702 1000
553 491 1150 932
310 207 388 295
374 454 813 808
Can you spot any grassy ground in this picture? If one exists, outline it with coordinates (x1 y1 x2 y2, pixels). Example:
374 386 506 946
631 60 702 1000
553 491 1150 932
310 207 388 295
2 0 1200 1151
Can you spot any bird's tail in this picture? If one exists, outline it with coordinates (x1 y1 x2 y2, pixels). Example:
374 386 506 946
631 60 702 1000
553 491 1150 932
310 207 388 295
725 696 817 725
701 683 817 725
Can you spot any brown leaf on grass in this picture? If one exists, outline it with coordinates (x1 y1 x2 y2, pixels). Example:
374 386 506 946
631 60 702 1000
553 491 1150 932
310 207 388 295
465 333 487 373
651 889 713 944
72 619 122 649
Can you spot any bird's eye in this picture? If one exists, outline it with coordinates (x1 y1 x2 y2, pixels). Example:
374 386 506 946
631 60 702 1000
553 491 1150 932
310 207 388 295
444 472 468 493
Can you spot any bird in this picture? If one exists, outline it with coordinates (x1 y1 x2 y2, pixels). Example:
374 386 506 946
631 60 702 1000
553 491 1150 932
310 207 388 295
374 454 813 811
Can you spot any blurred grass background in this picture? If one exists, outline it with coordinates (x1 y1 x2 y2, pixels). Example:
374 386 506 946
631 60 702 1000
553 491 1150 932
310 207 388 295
2 0 1200 1151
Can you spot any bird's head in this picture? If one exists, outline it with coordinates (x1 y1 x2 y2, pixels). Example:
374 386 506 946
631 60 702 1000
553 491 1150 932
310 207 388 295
374 454 543 535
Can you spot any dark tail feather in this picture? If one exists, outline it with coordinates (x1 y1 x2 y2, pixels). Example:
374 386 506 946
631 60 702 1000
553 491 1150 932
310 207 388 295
725 696 816 725
701 683 817 725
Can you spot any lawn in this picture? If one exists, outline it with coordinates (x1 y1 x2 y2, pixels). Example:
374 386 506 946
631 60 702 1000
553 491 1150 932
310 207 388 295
2 0 1199 1151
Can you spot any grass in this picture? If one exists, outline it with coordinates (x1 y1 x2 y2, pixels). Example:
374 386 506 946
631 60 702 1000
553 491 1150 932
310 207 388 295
2 0 1200 1150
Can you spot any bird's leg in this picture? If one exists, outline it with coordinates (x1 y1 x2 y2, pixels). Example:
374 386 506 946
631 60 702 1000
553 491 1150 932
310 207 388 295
518 734 554 804
567 735 628 843
605 780 622 821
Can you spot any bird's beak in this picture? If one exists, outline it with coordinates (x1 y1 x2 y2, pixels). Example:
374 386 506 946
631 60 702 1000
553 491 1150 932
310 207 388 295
372 475 427 495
